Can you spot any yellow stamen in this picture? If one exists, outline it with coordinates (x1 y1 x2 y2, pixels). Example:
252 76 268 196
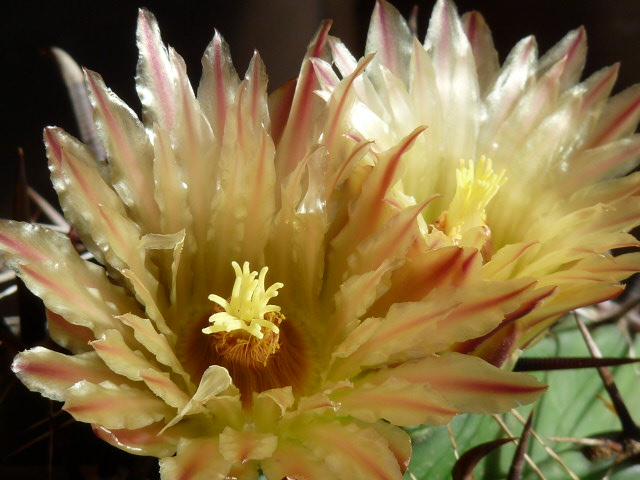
444 156 506 241
203 262 283 340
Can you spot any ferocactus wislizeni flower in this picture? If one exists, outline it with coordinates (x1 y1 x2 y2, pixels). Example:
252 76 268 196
315 0 640 366
3 7 546 480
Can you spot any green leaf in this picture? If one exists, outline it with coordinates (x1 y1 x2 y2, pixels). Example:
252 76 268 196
406 312 640 479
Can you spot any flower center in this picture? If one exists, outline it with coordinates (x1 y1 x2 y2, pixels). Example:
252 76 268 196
190 261 309 406
203 261 283 340
437 156 506 253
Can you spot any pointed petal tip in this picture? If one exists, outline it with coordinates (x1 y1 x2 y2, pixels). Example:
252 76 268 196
50 47 84 84
43 127 64 165
138 7 155 23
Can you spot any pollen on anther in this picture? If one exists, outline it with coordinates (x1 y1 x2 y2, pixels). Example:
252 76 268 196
203 261 284 340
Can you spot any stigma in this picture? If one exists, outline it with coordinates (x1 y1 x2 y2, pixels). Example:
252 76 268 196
203 262 284 340
437 156 506 250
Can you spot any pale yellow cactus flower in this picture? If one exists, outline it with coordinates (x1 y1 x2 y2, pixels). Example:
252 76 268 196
3 6 546 479
314 0 640 366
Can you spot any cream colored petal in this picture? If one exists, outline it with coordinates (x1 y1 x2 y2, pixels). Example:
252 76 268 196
346 199 433 277
483 242 539 280
332 278 536 377
136 8 176 131
328 260 396 351
141 231 187 320
255 386 295 418
120 268 172 338
267 78 295 146
378 353 546 414
0 221 139 338
50 47 104 159
64 380 172 429
333 376 457 426
159 437 231 480
207 54 277 278
170 46 216 226
151 124 192 240
327 128 425 289
13 261 125 338
45 128 162 315
318 55 373 151
329 36 358 77
91 329 156 382
93 422 178 458
119 313 188 380
219 427 277 463
365 0 412 82
369 421 412 476
424 0 480 161
331 36 389 121
538 27 586 93
140 368 191 409
266 149 328 326
236 63 277 266
479 35 537 145
461 11 499 95
311 57 339 92
578 63 620 117
572 251 640 281
513 279 624 349
46 309 94 353
84 69 160 231
586 83 640 148
166 51 216 308
12 348 128 402
163 365 232 431
568 171 640 210
274 20 331 178
261 440 334 480
483 52 563 165
371 246 482 314
302 421 405 480
198 30 239 141
408 38 442 153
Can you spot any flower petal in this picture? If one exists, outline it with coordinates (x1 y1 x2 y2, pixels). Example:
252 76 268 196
140 368 190 410
159 437 231 480
163 365 232 431
136 8 176 130
378 353 546 413
302 421 405 480
370 246 481 315
64 381 172 429
219 427 278 463
461 11 499 94
333 376 457 426
45 127 161 309
275 20 331 177
12 347 128 401
425 0 480 160
84 69 160 231
93 422 178 458
46 309 94 353
198 30 239 141
261 439 335 480
120 313 188 380
586 83 640 148
0 221 137 337
332 278 536 377
365 0 413 81
91 329 157 382
538 27 586 93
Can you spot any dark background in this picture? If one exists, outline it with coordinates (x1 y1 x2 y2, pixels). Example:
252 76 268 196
2 0 640 220
1 1 640 478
